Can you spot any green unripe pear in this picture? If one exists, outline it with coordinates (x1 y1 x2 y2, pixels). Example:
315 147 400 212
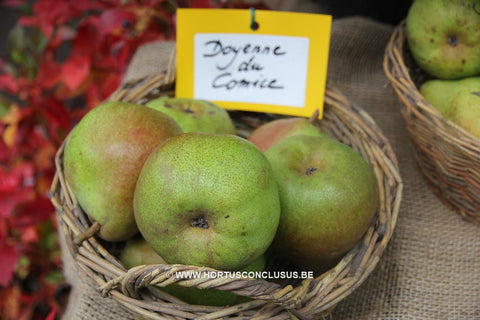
420 77 480 137
405 0 480 79
134 132 280 271
448 90 480 138
146 97 236 134
119 236 266 306
265 135 378 270
420 77 480 115
120 235 167 267
63 101 182 241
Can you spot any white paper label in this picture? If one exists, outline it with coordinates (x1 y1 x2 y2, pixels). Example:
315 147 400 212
193 33 309 107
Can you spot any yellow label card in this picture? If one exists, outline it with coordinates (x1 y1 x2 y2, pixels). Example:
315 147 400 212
176 8 332 118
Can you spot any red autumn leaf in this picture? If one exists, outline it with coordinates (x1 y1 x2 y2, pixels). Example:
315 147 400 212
71 16 101 57
190 0 214 8
0 189 33 218
20 226 40 243
35 54 62 89
0 244 19 287
70 0 106 13
61 55 91 91
85 82 104 108
1 0 27 7
45 306 56 320
13 121 52 161
0 172 19 194
34 141 56 171
109 39 130 69
35 96 71 134
0 73 19 93
0 162 35 217
0 162 34 193
0 285 21 319
103 74 122 98
12 196 54 228
18 15 54 39
99 8 135 36
0 140 11 164
49 25 76 49
18 0 92 37
0 217 6 242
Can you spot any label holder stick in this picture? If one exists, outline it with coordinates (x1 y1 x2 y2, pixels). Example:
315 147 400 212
250 7 259 31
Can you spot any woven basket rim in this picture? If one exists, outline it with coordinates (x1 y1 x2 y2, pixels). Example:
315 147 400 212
51 54 403 319
383 20 480 224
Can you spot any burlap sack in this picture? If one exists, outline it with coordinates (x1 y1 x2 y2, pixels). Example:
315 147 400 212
60 16 480 320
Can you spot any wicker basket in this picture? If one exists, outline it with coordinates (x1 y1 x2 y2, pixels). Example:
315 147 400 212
51 53 402 319
383 21 480 224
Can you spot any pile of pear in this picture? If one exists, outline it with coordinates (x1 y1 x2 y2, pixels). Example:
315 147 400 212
405 0 480 138
63 97 378 306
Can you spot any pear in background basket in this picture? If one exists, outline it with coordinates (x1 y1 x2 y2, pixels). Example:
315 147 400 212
420 77 480 138
405 0 480 80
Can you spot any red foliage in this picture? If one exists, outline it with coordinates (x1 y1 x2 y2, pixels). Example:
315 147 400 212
0 0 267 318
0 244 19 287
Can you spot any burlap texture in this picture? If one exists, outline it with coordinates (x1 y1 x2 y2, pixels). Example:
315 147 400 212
60 16 480 320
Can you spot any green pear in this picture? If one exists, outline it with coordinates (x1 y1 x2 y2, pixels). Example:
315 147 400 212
448 90 480 138
146 97 236 134
264 135 378 270
420 77 480 137
406 0 480 79
134 132 280 270
248 116 325 152
420 77 480 115
120 235 167 267
63 101 182 241
119 236 266 306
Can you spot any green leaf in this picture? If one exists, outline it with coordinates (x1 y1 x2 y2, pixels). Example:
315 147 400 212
39 220 59 251
30 28 48 54
8 25 27 53
16 256 31 280
45 270 64 285
0 102 10 118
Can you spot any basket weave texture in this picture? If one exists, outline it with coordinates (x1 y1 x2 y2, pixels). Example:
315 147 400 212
383 21 480 224
51 44 402 320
